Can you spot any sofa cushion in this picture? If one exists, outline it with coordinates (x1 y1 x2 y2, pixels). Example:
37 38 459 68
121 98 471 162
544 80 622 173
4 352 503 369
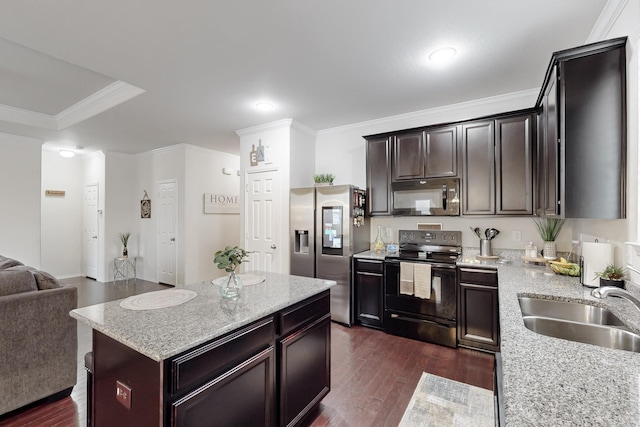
3 266 61 290
0 256 23 271
0 269 38 296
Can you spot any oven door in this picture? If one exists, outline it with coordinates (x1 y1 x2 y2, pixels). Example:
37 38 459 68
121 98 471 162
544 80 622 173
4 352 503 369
384 260 457 321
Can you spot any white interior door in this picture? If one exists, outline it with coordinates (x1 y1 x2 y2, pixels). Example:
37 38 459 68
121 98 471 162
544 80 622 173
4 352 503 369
245 169 280 273
83 184 99 279
158 181 178 285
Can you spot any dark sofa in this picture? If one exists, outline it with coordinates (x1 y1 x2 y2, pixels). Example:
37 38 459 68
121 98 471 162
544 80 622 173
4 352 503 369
0 255 77 416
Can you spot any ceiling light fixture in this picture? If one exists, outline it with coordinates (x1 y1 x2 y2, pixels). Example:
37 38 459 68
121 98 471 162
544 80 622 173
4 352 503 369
59 149 75 158
255 102 274 111
429 47 457 63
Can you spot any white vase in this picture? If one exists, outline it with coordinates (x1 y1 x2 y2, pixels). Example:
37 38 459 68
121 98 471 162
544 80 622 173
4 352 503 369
221 271 242 298
543 241 557 260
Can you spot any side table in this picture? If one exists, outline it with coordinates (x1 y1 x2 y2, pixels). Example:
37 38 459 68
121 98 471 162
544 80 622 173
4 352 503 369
114 257 138 283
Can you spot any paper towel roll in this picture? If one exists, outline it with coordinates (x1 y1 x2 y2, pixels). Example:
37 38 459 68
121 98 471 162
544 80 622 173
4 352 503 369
581 242 614 287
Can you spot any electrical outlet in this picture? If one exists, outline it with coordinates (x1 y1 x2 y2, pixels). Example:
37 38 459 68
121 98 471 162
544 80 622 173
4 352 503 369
116 380 132 409
512 230 521 242
385 227 392 238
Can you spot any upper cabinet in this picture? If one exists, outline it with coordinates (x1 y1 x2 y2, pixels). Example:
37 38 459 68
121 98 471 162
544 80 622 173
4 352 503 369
365 136 392 216
462 120 495 215
392 126 458 181
536 37 627 219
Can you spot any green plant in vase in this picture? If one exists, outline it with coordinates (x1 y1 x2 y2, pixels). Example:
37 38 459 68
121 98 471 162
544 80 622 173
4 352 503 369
532 217 565 260
594 264 628 289
313 173 335 186
214 246 251 298
119 232 131 257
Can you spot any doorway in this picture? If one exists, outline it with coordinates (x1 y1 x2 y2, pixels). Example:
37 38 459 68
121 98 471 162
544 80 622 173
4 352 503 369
83 184 99 279
157 180 178 285
245 169 281 273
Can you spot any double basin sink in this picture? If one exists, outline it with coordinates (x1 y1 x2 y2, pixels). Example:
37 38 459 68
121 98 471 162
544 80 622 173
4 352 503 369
519 297 640 353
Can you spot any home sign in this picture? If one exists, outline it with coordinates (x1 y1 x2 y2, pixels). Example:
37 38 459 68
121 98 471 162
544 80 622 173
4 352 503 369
204 193 240 214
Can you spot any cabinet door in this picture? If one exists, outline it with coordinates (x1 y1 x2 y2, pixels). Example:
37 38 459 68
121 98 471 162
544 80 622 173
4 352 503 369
171 346 276 427
538 66 560 216
393 131 425 180
458 283 499 352
425 126 457 178
355 259 384 328
279 314 331 427
366 137 391 216
462 121 495 215
496 114 533 215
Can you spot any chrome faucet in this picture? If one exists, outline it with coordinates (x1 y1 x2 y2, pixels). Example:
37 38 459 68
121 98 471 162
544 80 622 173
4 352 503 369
591 286 640 312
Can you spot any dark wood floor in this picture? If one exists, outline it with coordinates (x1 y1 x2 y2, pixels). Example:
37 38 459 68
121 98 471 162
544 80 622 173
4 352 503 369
0 278 494 427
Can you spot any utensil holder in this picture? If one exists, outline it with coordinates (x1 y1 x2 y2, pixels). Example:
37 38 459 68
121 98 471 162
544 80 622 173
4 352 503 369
480 239 492 257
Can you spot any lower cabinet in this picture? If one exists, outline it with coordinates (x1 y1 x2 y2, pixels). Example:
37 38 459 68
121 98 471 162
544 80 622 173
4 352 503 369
354 258 384 329
279 314 331 427
457 267 500 352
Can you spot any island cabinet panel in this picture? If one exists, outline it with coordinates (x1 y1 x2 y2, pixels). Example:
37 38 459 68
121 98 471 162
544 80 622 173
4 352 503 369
462 120 495 215
365 136 392 216
495 114 534 215
171 347 276 427
170 317 275 395
457 268 500 352
393 131 425 180
93 331 162 426
279 314 331 427
354 258 384 329
278 291 330 336
425 126 458 178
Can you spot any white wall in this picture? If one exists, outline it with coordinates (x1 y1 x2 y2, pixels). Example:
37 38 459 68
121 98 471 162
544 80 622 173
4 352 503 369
41 150 83 277
290 122 317 188
0 133 42 267
183 145 240 283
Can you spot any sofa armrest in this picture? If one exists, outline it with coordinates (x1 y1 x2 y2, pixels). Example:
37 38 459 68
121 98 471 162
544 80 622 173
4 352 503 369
0 285 78 415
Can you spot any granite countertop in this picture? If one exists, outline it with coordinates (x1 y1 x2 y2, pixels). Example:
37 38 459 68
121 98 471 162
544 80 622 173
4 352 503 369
487 260 640 426
70 271 335 362
353 249 388 260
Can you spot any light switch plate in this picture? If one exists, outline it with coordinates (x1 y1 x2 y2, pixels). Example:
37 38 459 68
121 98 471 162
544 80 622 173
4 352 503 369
116 380 132 409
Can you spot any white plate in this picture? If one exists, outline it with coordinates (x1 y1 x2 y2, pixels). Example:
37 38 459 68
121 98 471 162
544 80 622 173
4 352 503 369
120 289 197 310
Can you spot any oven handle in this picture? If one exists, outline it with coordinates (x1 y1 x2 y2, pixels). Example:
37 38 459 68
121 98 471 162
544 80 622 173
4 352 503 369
385 259 457 270
389 313 452 328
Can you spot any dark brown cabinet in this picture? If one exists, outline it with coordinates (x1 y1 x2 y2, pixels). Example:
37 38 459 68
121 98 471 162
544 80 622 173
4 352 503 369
536 37 626 218
354 258 384 329
458 267 499 352
462 114 534 216
365 136 392 216
496 114 534 215
393 131 424 180
461 120 495 215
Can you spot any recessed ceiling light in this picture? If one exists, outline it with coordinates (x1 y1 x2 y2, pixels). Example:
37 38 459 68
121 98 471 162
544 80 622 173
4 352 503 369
255 102 274 111
59 149 75 158
429 47 457 63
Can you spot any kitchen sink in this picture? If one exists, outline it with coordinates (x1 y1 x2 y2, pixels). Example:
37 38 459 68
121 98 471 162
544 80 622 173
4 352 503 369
518 296 640 353
521 316 640 353
518 297 625 326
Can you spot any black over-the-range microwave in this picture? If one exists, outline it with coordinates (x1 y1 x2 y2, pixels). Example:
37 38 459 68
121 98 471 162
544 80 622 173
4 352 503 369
390 178 460 216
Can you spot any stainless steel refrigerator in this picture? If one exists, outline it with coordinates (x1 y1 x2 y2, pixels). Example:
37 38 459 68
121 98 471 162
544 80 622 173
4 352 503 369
290 185 369 325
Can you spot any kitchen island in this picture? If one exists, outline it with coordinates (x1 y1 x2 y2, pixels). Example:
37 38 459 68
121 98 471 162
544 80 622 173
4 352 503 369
71 271 335 427
460 257 640 426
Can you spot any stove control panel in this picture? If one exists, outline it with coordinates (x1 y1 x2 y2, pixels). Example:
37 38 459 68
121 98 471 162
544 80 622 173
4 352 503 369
398 230 461 246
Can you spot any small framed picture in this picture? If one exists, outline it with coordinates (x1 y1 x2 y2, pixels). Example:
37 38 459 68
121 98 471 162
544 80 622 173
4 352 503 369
141 199 151 218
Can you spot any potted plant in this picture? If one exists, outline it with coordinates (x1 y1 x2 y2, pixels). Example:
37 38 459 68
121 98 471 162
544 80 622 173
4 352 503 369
594 264 628 289
119 232 131 257
532 217 565 259
313 173 335 186
214 246 251 298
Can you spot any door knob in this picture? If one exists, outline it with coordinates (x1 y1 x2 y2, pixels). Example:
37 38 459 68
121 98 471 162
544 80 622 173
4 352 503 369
271 244 277 249
170 238 176 242
92 236 97 239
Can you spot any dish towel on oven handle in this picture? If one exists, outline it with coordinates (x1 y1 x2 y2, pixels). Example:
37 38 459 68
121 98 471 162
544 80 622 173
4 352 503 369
400 262 414 295
413 263 432 299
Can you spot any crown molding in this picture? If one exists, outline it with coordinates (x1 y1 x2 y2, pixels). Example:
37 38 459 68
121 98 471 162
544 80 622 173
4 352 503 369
235 118 294 137
55 81 145 130
0 80 145 131
317 88 539 136
586 0 628 43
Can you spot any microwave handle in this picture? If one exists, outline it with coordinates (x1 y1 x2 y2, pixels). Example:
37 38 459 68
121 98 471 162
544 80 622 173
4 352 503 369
442 184 447 210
